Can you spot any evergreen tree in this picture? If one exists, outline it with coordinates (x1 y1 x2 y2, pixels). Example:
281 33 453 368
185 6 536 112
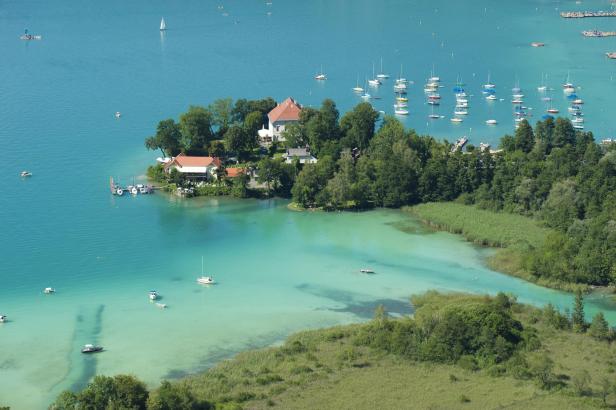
514 120 535 153
588 312 610 341
572 290 586 333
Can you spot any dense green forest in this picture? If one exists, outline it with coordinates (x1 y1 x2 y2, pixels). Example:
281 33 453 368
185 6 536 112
47 292 615 409
145 99 616 286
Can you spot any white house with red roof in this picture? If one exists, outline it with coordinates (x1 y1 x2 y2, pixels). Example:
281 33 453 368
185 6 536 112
164 153 222 180
264 97 302 143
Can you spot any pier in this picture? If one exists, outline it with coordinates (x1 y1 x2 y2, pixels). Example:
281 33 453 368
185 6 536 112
582 30 616 37
561 11 616 18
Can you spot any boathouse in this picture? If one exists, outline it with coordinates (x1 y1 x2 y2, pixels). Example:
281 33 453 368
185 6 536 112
264 97 302 143
164 153 222 180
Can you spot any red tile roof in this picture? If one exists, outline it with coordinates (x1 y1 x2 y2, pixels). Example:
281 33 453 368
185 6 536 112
226 167 246 178
166 153 222 169
268 97 302 123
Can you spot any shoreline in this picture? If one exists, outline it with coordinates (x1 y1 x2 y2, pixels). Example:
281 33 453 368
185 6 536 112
404 203 593 294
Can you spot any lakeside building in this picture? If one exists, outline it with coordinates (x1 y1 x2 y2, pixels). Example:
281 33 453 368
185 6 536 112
225 167 247 178
260 97 302 145
283 147 318 164
164 153 222 180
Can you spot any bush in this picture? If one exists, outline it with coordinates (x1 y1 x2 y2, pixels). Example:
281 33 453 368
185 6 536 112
289 365 313 375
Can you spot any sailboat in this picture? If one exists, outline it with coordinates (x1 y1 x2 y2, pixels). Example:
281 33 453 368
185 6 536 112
160 17 167 31
368 63 381 87
376 57 389 79
562 71 575 93
314 65 327 80
537 73 547 92
197 256 215 285
396 64 408 84
483 72 496 89
361 79 371 99
352 74 364 93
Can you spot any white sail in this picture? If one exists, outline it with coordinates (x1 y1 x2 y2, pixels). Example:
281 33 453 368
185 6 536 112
160 18 166 31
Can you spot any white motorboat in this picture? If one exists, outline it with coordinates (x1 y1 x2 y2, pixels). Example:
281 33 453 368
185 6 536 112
155 302 167 309
486 94 497 101
149 290 158 300
81 344 103 354
429 114 441 119
131 186 138 195
368 79 381 87
20 29 42 40
0 315 6 323
454 110 468 115
547 108 559 114
160 17 167 31
573 125 584 130
486 119 498 125
20 171 32 177
115 111 121 118
360 268 375 273
116 187 124 196
572 117 584 124
44 287 55 294
394 108 409 115
450 117 463 123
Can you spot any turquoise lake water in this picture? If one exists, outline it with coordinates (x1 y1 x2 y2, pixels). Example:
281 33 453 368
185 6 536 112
2 0 616 408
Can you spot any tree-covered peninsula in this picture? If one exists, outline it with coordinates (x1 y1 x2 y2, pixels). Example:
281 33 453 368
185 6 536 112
144 98 616 288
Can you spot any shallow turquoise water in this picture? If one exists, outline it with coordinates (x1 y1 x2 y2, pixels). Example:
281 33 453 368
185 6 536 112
2 0 616 408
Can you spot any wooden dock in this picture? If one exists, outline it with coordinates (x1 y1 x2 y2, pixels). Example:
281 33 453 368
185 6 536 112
582 30 616 37
561 11 616 18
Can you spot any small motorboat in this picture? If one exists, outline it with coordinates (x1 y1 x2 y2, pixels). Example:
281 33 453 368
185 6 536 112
450 117 463 123
155 302 167 309
20 171 32 177
454 110 468 116
486 94 497 101
115 187 124 196
531 42 545 47
197 276 215 285
427 100 440 106
547 108 559 114
149 290 158 300
20 29 42 40
394 108 409 115
429 114 441 119
314 73 327 80
352 86 364 93
360 269 375 274
368 78 381 87
486 119 498 125
0 315 6 323
43 287 55 294
81 344 103 354
115 112 121 118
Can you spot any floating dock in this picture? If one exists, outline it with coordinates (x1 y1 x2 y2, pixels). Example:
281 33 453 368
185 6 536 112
582 30 616 37
561 11 616 18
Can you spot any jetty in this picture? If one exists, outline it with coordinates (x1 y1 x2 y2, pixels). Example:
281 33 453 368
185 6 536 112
582 30 616 37
561 11 616 18
607 52 616 59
